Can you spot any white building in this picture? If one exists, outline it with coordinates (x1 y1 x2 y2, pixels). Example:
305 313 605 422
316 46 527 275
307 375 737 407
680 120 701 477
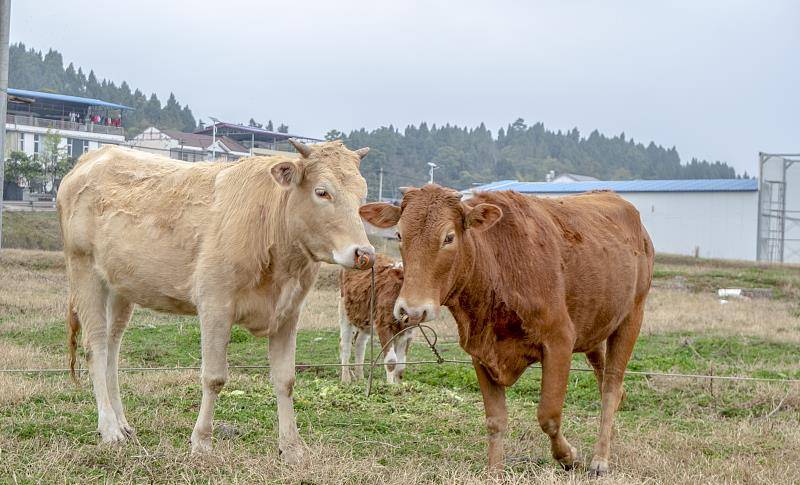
5 88 128 160
467 179 760 261
127 127 250 162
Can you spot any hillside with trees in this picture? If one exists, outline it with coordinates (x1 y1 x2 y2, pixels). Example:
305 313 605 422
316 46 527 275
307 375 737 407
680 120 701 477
9 43 197 136
9 43 742 197
333 119 743 198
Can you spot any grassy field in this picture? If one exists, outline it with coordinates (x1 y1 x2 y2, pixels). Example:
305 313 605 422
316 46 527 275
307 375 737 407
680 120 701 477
0 249 799 483
1 210 62 251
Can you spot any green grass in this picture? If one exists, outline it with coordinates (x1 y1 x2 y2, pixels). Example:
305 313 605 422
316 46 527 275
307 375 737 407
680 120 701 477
1 210 62 251
2 316 798 478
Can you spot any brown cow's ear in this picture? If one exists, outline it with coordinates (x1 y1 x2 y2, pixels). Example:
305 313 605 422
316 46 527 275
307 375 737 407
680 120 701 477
271 161 302 187
360 203 401 228
464 203 502 232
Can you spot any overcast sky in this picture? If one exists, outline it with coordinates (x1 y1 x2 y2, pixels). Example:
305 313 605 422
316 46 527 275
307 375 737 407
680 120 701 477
11 1 799 174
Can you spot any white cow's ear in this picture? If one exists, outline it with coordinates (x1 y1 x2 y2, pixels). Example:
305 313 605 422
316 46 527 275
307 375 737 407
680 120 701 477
464 203 502 232
271 161 302 187
360 202 401 228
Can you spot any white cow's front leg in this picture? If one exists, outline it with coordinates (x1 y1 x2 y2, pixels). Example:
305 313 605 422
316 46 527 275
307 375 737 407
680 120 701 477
269 319 306 464
191 307 233 454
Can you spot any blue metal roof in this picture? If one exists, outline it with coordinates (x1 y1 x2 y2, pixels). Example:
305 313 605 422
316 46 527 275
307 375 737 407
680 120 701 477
471 178 758 194
8 88 133 110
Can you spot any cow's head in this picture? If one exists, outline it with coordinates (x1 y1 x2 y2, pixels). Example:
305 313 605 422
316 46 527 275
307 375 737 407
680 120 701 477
360 184 502 322
272 139 374 269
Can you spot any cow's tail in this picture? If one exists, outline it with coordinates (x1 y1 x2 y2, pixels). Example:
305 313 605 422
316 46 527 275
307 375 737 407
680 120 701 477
67 302 81 384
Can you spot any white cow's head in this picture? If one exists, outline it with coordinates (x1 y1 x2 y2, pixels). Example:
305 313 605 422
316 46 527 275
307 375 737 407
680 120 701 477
271 139 374 269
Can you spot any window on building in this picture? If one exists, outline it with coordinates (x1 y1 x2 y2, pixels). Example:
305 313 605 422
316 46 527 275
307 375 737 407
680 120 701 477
17 133 24 152
33 134 40 157
82 140 90 154
66 138 73 155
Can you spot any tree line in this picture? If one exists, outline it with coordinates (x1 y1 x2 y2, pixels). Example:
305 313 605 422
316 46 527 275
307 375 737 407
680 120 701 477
9 43 743 196
330 119 744 197
10 43 197 136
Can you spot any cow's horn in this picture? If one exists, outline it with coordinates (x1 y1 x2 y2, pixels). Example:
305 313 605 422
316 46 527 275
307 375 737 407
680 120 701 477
399 186 418 195
354 147 370 159
289 138 312 158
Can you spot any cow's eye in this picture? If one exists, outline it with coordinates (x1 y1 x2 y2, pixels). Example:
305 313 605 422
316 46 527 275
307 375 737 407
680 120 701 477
443 232 455 246
315 187 330 199
395 232 402 241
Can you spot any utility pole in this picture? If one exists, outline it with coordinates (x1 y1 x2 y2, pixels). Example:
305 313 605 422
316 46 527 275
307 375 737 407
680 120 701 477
0 0 11 250
427 162 438 184
377 167 383 202
209 116 219 160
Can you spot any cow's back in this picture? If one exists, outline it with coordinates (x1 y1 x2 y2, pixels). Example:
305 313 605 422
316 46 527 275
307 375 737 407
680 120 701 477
57 146 226 312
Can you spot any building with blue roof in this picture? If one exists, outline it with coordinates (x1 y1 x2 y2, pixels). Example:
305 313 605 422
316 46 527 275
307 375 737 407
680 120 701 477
5 88 129 163
466 177 760 261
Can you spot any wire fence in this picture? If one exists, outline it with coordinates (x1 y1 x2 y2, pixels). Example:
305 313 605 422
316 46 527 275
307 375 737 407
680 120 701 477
3 357 799 384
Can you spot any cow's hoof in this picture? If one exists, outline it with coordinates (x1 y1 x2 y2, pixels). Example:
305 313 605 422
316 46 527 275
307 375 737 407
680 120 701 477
556 444 580 470
118 419 135 438
190 435 213 454
98 421 129 444
278 441 307 465
588 458 609 478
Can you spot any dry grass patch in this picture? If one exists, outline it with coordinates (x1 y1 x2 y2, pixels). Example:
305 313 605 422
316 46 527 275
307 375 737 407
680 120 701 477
644 288 800 342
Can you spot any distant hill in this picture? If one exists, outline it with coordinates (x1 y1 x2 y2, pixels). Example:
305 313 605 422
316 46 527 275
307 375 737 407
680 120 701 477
9 43 196 136
333 119 744 198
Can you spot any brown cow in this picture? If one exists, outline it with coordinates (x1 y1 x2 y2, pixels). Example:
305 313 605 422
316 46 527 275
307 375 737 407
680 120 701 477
339 254 414 384
360 185 653 476
57 141 375 463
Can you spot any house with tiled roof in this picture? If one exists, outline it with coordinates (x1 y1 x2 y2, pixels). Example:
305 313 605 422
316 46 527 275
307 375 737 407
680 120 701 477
127 127 250 162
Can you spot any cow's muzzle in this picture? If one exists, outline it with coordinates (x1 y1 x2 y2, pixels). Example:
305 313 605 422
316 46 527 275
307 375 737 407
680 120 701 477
394 297 438 323
333 244 375 269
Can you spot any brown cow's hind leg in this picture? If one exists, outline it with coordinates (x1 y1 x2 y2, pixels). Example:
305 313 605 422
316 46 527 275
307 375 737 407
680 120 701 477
472 358 507 474
585 341 606 396
538 338 578 469
586 340 627 408
589 303 644 477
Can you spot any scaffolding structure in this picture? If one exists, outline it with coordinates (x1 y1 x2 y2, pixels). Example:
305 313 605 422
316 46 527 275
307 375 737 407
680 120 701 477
757 152 800 263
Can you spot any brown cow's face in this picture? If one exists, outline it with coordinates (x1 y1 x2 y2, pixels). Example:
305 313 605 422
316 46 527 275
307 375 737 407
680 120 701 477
273 141 375 269
360 185 502 322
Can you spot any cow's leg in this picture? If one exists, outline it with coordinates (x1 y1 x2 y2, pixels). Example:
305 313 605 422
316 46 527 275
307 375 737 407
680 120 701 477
269 319 306 464
383 340 397 384
473 357 507 472
390 330 412 383
71 262 124 443
338 298 356 383
106 292 134 436
585 340 626 407
352 330 370 381
589 303 644 477
538 340 578 469
585 341 606 396
190 307 233 454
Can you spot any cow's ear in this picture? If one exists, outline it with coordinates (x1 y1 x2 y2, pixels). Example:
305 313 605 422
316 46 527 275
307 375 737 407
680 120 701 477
464 203 502 232
360 202 401 228
271 161 302 187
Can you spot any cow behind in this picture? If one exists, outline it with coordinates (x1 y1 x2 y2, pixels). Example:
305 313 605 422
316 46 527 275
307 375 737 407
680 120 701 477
338 254 414 384
360 185 654 477
57 141 374 464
